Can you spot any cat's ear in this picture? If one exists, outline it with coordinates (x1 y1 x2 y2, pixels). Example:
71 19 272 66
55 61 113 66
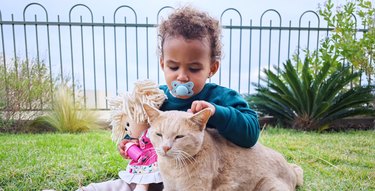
190 108 211 131
143 103 161 123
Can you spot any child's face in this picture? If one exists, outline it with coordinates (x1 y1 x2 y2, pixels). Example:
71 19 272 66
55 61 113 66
160 35 218 99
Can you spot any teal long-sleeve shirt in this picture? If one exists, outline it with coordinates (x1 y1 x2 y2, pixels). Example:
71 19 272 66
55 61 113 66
159 83 260 148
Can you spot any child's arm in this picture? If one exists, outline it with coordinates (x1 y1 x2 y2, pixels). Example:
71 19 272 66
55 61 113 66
208 90 260 148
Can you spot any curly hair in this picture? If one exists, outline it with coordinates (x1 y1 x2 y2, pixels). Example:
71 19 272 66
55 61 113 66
158 6 222 62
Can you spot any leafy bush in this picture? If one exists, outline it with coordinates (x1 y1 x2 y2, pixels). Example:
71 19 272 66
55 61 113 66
0 57 54 131
32 84 101 133
319 0 375 83
247 58 375 131
0 80 5 109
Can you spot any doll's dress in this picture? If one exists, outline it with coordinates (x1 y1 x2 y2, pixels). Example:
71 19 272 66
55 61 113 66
118 129 162 184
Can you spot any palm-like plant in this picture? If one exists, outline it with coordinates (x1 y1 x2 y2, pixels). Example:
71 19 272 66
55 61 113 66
247 58 375 131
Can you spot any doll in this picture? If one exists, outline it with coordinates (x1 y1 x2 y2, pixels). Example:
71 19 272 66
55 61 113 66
108 79 166 191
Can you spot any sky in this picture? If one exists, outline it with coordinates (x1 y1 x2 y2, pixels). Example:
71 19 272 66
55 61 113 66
1 0 372 108
1 0 351 21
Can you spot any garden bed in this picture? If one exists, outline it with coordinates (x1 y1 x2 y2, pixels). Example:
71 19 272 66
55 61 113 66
259 116 375 131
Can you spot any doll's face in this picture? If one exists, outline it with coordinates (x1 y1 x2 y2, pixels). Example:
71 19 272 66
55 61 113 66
124 116 149 139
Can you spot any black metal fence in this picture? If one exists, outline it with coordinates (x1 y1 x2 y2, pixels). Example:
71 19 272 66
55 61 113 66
0 3 370 110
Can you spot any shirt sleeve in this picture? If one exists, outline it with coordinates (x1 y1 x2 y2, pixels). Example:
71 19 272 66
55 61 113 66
208 90 260 148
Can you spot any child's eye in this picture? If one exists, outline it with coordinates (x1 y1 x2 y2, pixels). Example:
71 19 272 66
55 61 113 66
169 66 178 71
189 68 201 73
175 135 184 139
156 133 163 137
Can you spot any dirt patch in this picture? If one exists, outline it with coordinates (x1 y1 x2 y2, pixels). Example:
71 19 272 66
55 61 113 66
328 117 375 131
259 116 375 131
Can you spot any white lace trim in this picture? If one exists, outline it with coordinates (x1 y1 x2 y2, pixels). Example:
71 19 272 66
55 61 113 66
118 170 163 184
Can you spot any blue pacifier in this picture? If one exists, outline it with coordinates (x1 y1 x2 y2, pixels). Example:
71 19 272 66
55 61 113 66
171 81 194 97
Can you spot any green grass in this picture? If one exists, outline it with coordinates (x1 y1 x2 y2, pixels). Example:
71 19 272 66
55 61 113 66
1 128 374 190
0 131 126 190
260 128 375 191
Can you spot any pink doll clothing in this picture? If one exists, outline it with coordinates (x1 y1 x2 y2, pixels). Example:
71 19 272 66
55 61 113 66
119 129 163 184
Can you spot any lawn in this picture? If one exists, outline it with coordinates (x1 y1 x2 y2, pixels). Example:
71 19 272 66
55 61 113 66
0 128 374 191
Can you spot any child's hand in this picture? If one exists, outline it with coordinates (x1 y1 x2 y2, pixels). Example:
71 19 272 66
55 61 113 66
190 100 215 116
118 139 139 159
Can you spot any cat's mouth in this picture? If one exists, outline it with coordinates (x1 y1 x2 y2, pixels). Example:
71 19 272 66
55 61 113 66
157 151 171 157
156 149 175 158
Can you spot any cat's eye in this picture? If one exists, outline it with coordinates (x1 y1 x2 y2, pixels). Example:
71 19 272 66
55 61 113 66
175 135 184 139
126 122 130 127
156 133 163 137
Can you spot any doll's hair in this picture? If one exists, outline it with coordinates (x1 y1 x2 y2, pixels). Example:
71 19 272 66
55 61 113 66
108 80 166 143
158 6 222 62
108 93 134 143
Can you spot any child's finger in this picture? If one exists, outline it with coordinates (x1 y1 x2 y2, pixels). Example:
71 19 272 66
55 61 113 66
118 139 132 159
196 102 203 111
191 101 198 113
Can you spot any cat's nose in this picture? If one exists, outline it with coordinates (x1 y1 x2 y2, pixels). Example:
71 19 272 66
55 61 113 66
162 146 171 153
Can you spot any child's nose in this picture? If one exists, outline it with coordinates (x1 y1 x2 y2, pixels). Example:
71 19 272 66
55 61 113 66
177 71 189 82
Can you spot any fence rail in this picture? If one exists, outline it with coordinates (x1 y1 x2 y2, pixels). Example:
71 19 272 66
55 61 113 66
0 3 371 111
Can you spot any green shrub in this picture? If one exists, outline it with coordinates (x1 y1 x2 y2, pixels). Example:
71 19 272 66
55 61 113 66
319 0 375 83
32 85 101 133
0 81 5 109
247 58 375 131
0 57 53 131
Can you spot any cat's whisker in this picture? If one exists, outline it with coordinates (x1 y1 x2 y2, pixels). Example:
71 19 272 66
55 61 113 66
176 154 185 168
178 150 197 167
178 154 190 167
176 156 183 168
178 148 203 181
176 151 194 180
175 155 184 173
175 155 190 179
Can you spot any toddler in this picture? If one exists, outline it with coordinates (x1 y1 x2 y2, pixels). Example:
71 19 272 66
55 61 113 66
80 6 260 191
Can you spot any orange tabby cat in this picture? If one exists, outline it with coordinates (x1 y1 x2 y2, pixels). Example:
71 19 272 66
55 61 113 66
143 104 303 191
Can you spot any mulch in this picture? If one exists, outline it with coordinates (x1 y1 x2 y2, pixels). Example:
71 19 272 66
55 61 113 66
259 116 375 131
